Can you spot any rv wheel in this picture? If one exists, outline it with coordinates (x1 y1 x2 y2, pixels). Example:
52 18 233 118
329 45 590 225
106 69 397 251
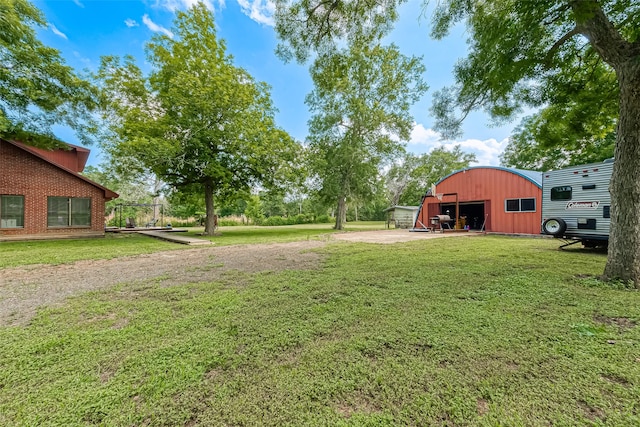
542 218 567 236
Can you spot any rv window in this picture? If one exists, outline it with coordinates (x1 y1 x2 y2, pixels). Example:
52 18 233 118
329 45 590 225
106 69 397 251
551 186 572 201
583 184 596 190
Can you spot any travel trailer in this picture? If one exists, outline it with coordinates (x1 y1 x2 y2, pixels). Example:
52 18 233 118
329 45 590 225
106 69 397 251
541 160 613 247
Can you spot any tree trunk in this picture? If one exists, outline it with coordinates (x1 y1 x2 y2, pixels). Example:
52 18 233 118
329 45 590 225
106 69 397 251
335 196 347 230
571 2 640 287
603 62 640 286
203 179 216 236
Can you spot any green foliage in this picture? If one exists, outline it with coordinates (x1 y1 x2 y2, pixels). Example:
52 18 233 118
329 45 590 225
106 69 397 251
96 3 298 235
258 213 330 226
315 214 330 223
427 2 634 139
387 146 476 206
305 33 428 229
2 237 639 424
426 0 640 283
217 197 247 218
500 53 617 170
164 187 205 219
217 217 244 227
274 1 428 230
258 190 286 217
82 165 159 215
244 195 265 224
0 0 99 147
274 0 402 63
501 114 615 171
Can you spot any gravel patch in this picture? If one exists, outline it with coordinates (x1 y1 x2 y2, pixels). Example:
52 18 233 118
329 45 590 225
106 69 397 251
0 241 326 326
0 230 473 326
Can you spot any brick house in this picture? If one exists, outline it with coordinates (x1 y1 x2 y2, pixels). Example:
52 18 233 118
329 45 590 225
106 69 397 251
0 138 118 241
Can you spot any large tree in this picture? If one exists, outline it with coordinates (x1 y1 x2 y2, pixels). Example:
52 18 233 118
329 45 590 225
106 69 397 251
275 0 640 286
0 0 98 147
97 3 296 235
304 33 427 229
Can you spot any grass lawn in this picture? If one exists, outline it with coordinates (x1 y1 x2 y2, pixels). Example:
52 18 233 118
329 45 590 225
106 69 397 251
0 233 180 269
0 222 387 268
183 221 388 244
1 236 639 425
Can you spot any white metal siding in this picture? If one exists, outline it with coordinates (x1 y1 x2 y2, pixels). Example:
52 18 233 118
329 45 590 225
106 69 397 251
542 161 612 239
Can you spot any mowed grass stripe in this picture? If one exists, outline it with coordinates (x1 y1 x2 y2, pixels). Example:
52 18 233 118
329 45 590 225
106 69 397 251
1 236 638 426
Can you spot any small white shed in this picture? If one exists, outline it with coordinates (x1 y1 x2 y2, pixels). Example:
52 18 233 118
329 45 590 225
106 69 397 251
383 206 420 229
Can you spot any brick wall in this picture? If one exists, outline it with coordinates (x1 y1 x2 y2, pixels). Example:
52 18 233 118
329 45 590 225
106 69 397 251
0 140 107 238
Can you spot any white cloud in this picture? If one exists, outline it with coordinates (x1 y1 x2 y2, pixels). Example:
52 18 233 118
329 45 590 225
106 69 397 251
142 15 174 38
49 24 68 40
237 0 275 26
152 0 275 32
125 18 139 28
154 0 217 12
408 123 441 146
407 123 509 166
72 0 84 7
440 137 509 166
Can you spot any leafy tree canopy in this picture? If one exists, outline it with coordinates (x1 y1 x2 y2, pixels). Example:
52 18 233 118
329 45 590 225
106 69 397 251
305 33 428 229
96 2 298 235
274 0 401 63
500 52 617 170
0 0 98 147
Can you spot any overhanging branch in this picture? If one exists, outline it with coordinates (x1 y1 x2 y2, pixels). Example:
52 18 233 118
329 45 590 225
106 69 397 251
544 27 580 69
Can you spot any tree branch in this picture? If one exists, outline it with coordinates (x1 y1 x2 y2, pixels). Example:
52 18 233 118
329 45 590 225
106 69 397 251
570 0 633 68
542 3 571 26
543 27 580 69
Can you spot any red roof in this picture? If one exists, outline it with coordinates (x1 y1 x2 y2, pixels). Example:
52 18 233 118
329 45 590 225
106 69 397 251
5 139 118 200
18 142 91 173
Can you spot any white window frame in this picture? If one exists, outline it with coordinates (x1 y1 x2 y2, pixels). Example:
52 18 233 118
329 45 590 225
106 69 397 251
0 195 25 228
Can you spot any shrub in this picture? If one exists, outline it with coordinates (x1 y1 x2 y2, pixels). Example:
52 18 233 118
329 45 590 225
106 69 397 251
166 219 198 227
316 214 331 224
262 216 294 226
218 218 242 226
293 214 315 224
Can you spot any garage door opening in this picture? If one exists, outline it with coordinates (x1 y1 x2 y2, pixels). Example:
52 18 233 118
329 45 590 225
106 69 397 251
440 202 485 230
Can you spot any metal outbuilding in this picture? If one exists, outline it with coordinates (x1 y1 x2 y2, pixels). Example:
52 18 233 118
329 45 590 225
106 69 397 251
383 205 420 229
413 166 543 235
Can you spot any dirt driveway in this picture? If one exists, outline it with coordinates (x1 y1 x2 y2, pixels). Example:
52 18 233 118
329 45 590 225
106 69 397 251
0 230 473 326
330 229 473 243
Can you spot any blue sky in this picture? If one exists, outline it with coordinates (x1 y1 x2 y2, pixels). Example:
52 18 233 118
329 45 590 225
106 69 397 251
33 0 520 167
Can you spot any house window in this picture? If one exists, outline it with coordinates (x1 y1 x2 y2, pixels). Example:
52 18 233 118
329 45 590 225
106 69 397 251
551 186 572 201
47 197 91 227
505 198 536 212
0 195 24 228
